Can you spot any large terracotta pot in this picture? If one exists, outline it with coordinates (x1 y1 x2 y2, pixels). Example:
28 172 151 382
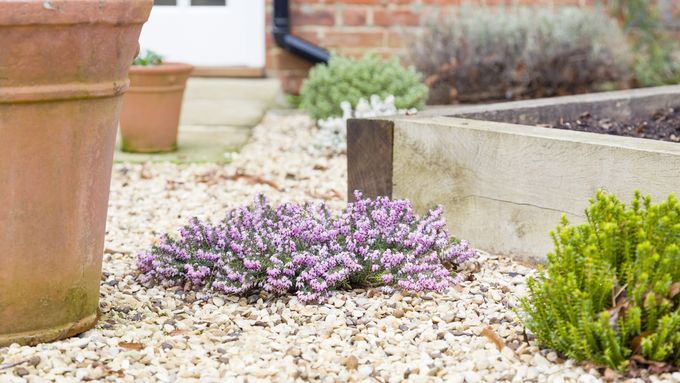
119 63 194 153
0 0 152 346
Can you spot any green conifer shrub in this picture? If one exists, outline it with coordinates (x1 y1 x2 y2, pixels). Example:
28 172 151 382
521 191 679 370
299 55 428 120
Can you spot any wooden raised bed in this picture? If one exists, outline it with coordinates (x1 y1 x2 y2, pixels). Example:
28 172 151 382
347 85 680 263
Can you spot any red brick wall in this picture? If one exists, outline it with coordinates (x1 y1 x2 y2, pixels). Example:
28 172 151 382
263 0 619 94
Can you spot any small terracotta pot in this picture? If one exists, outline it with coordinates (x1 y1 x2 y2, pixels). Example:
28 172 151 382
0 0 151 346
119 63 194 153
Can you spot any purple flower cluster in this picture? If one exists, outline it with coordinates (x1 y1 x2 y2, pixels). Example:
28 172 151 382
137 192 476 303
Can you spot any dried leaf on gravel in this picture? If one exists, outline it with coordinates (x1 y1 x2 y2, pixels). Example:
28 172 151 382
140 166 153 180
582 361 603 371
165 179 183 190
669 282 680 298
195 170 218 184
630 355 676 375
305 189 342 201
118 342 145 351
629 330 652 354
606 294 630 327
224 169 281 191
603 368 622 382
611 283 627 307
480 326 505 351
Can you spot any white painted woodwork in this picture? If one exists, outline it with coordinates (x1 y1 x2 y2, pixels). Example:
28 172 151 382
138 0 265 68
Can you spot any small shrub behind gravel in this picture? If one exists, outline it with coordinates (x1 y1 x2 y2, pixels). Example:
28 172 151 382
137 192 475 303
299 55 428 120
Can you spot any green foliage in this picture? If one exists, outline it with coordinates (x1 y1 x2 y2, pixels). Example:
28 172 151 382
299 55 428 120
521 191 680 370
133 50 164 66
287 94 302 109
610 0 680 86
632 42 680 87
410 6 632 104
615 0 680 86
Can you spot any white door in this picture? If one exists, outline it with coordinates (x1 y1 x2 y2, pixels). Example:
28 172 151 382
138 0 265 68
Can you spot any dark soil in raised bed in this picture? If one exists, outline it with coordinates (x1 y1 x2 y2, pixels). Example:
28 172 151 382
543 106 680 142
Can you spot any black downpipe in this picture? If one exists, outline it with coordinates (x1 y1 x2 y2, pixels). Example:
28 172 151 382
273 0 330 64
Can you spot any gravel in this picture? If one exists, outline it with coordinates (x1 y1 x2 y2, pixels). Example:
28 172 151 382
1 111 678 382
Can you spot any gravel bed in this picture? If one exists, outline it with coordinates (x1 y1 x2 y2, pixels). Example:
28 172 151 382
1 112 678 383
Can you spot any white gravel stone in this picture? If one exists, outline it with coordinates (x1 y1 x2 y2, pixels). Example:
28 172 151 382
464 370 482 383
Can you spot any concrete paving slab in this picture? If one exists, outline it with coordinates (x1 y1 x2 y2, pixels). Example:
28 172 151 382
184 78 281 101
180 78 282 127
180 99 269 127
114 125 250 164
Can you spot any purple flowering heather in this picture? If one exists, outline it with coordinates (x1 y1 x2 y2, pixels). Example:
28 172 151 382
137 191 475 303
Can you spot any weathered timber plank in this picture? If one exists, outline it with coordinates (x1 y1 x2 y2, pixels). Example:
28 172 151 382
347 118 394 201
418 84 680 123
391 116 680 263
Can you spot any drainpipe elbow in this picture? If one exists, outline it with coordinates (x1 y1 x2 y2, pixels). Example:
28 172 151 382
272 0 330 64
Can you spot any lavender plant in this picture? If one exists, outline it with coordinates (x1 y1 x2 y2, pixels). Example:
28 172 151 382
410 7 631 103
137 192 475 303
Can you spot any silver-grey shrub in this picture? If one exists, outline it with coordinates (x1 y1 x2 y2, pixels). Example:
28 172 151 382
410 6 633 104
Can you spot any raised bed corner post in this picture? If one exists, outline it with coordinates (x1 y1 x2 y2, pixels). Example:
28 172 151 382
347 118 395 202
272 0 330 64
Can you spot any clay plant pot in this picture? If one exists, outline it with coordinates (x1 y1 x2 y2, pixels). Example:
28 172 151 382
119 63 194 153
0 0 152 346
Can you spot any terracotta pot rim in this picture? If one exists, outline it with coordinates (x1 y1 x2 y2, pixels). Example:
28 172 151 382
0 0 152 25
129 63 195 75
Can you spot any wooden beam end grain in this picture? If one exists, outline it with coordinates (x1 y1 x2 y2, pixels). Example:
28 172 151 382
347 118 394 202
